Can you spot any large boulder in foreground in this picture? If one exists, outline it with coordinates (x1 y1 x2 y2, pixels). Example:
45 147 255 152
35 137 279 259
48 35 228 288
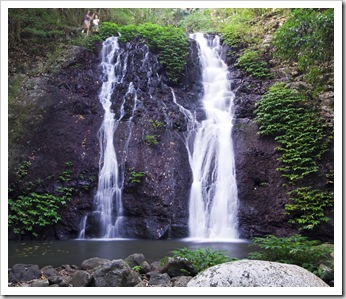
187 260 330 287
90 259 141 287
8 264 41 283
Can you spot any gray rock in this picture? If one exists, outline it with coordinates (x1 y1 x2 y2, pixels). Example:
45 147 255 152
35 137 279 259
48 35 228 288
30 278 49 287
161 257 194 277
124 253 151 274
55 266 75 286
8 264 41 283
172 276 193 287
91 259 142 287
41 265 59 284
187 260 330 287
147 271 172 287
71 270 92 287
81 257 110 270
48 275 63 285
150 261 165 273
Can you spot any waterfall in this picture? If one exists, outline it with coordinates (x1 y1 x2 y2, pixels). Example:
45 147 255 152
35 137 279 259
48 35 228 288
188 33 239 240
79 36 135 239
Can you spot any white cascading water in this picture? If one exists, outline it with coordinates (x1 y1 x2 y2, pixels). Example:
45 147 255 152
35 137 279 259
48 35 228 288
94 36 123 238
188 33 239 240
79 36 133 239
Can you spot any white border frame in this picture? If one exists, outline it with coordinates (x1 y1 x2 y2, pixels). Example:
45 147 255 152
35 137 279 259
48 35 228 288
1 1 343 296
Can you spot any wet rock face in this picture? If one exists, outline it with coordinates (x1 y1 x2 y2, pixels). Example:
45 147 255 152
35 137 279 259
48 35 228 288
8 39 202 240
232 119 296 238
8 43 104 240
231 67 297 239
85 39 202 239
8 36 314 241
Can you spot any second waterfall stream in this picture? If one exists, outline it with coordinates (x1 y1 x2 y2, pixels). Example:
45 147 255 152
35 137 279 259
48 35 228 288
187 33 239 240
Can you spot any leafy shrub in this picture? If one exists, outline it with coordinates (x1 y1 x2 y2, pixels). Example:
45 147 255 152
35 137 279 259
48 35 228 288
273 8 333 68
144 134 159 146
15 160 32 179
272 8 334 95
8 192 70 237
219 11 259 49
178 9 214 33
248 234 334 278
237 49 273 78
98 22 120 40
285 187 333 230
161 247 233 275
149 119 164 130
139 24 188 84
128 171 145 183
99 22 188 84
8 162 74 237
255 83 333 230
255 82 328 182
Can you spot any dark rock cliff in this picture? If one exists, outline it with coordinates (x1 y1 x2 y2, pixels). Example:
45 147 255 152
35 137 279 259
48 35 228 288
8 38 203 240
81 38 203 239
231 72 297 238
9 35 330 241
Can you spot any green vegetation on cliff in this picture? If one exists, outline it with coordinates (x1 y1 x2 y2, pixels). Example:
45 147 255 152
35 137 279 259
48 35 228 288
255 83 333 230
272 8 334 96
97 22 188 84
8 162 75 238
252 8 334 232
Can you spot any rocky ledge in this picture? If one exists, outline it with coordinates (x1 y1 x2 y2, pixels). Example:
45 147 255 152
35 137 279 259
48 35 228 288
8 254 332 288
8 253 193 287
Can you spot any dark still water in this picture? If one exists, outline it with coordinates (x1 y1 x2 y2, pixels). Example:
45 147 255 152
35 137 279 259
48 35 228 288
8 238 254 268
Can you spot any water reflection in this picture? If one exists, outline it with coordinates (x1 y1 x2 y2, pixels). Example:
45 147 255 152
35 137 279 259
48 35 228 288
9 238 253 268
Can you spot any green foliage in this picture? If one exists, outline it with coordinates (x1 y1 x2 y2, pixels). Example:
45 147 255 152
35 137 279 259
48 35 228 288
8 191 71 237
129 171 145 183
178 9 215 33
255 83 333 230
272 8 334 94
98 22 120 40
8 75 22 105
237 49 273 78
144 134 159 146
98 22 188 84
16 160 32 179
8 162 75 237
248 234 334 277
255 83 328 182
161 247 233 275
149 119 164 130
132 265 142 272
286 187 333 230
219 11 257 48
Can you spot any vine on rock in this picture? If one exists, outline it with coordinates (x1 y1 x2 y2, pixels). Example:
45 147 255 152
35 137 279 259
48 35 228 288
8 162 75 238
254 83 333 230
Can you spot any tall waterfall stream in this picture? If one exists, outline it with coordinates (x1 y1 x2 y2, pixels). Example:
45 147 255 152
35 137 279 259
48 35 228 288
79 37 135 238
79 33 239 240
187 33 239 240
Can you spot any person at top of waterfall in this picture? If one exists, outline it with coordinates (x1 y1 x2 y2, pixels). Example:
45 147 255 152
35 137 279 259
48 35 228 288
92 14 100 33
83 10 94 35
